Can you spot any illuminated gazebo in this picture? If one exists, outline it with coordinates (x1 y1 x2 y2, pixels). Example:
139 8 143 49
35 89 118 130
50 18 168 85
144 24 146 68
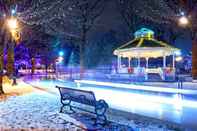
113 28 180 80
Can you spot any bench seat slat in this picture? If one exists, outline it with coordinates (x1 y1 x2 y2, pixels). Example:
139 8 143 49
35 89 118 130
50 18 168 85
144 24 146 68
57 86 96 106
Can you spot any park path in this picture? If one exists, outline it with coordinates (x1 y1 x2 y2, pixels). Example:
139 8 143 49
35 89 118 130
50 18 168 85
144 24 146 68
0 77 185 131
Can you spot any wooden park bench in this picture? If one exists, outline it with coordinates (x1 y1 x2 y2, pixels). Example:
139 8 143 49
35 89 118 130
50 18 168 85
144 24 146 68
56 86 109 124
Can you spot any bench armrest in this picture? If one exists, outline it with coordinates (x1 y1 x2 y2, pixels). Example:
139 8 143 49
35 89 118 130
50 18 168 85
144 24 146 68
96 99 108 109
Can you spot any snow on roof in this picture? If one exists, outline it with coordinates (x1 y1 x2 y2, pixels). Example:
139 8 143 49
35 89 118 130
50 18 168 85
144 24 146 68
134 28 154 39
114 28 180 58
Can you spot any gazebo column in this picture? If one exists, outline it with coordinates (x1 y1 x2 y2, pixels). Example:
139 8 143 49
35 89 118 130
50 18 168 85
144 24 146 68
172 54 175 69
145 58 149 80
128 57 131 68
162 55 166 80
163 55 166 68
137 57 140 68
117 55 122 71
172 54 175 80
137 57 140 77
146 58 149 68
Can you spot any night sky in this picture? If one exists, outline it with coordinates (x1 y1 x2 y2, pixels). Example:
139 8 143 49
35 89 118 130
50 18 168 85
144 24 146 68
89 1 192 55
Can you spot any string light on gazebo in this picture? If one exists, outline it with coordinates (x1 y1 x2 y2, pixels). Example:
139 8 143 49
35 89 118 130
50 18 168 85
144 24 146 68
176 56 183 62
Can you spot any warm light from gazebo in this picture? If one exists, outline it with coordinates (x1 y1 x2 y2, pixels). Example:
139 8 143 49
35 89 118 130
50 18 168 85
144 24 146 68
176 56 183 62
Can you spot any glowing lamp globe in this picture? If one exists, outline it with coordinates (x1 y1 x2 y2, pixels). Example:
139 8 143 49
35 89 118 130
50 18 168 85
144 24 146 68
59 51 64 56
179 16 189 26
7 18 18 30
11 9 16 15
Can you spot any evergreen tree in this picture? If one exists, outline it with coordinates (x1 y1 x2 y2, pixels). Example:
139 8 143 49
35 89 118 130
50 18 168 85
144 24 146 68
68 51 79 68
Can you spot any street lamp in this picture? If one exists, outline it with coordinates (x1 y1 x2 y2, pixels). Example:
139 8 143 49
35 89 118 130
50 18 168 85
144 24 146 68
178 16 189 27
7 17 19 85
7 18 18 30
177 12 197 81
7 18 20 42
11 9 16 16
58 51 64 57
56 56 64 79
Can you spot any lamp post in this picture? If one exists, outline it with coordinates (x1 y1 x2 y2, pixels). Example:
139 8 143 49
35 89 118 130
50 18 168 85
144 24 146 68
7 17 19 85
56 51 64 79
178 13 197 81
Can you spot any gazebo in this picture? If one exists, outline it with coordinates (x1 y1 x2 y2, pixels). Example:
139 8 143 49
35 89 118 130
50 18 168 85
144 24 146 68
113 28 180 80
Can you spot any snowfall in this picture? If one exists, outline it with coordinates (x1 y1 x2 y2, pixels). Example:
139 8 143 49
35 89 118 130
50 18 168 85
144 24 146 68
0 76 186 131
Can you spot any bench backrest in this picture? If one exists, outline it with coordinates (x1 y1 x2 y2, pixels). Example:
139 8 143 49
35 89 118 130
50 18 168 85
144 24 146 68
56 86 97 106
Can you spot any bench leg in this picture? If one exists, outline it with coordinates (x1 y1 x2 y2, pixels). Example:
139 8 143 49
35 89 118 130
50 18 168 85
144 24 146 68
60 100 75 114
95 108 108 125
60 104 75 114
95 114 107 125
60 105 64 113
69 105 76 113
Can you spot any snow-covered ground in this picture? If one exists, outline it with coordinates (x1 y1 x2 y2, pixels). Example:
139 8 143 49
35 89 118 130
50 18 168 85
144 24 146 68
27 78 197 130
0 77 185 131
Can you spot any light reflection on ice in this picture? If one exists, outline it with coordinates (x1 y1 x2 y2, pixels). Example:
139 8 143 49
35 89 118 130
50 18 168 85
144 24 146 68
28 79 197 127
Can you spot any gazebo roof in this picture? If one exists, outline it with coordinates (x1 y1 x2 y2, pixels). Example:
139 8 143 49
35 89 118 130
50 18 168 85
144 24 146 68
117 37 177 50
114 28 180 58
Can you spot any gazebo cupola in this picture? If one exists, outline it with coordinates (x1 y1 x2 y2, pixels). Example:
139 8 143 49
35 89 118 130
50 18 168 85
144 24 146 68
134 28 154 39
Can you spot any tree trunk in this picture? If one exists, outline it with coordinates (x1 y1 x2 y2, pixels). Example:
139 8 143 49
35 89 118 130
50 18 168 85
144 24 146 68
45 64 48 74
31 57 35 75
7 43 15 77
79 23 87 79
80 43 85 79
192 37 197 80
0 55 4 94
45 63 48 79
0 75 3 94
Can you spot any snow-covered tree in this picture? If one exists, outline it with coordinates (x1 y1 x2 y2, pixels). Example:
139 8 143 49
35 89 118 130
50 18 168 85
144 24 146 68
68 51 79 67
18 0 106 77
85 30 120 68
116 0 182 42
